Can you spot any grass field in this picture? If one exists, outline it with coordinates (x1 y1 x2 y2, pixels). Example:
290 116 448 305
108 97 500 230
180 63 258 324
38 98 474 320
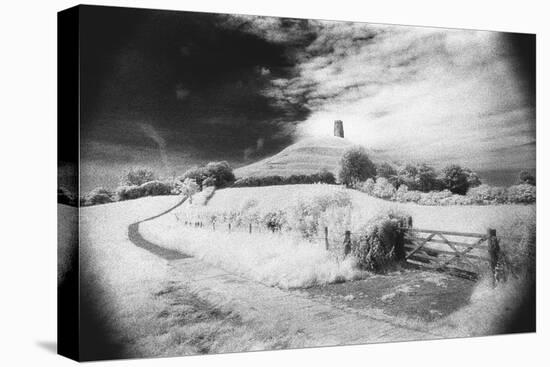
141 184 534 289
77 197 309 358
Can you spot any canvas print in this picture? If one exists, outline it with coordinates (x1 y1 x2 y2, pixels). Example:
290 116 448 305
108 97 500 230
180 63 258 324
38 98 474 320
57 5 536 362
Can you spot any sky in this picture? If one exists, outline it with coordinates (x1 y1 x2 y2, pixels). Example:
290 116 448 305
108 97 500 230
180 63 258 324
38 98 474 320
76 5 535 191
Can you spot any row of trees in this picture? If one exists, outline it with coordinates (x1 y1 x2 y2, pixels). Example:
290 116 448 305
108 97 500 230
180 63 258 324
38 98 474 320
338 146 535 195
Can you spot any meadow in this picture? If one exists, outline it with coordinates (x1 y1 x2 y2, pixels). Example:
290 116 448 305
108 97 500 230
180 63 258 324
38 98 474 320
140 184 534 289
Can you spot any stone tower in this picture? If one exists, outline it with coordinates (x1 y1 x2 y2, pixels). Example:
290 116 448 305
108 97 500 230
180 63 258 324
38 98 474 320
334 120 344 138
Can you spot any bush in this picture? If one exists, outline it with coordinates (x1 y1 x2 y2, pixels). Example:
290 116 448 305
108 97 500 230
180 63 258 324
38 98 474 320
58 186 77 206
467 184 508 204
417 190 453 205
507 184 536 204
140 180 173 196
84 187 114 206
351 215 406 272
394 185 421 203
181 161 236 189
519 170 536 186
441 164 471 195
338 146 377 186
356 178 375 195
121 168 156 186
116 185 145 201
372 177 396 199
232 170 336 187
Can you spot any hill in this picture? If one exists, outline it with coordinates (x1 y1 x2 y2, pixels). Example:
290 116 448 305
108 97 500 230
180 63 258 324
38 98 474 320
234 136 367 178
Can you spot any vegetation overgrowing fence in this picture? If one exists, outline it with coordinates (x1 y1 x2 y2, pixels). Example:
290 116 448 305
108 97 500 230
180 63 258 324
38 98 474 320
179 214 514 282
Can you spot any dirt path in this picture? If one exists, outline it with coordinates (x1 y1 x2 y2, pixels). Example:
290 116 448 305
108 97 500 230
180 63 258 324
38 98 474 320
126 197 452 347
127 197 190 260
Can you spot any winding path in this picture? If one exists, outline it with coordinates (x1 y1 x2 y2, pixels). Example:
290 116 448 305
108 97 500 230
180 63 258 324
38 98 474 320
127 197 190 260
126 196 450 347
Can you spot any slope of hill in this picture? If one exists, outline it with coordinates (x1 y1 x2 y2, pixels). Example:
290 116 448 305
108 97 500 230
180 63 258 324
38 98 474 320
234 136 359 178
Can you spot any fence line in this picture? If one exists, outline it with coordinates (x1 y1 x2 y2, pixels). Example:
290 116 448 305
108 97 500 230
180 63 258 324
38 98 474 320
178 215 510 282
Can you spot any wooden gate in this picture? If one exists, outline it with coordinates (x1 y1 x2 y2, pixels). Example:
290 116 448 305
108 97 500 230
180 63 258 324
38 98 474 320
401 223 500 280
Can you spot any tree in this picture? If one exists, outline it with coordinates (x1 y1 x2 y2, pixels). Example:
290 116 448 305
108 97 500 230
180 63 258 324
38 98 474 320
338 147 377 187
121 168 156 186
204 161 235 188
519 170 536 186
376 162 398 187
396 164 419 190
465 169 482 188
441 164 470 195
179 178 199 203
416 163 437 192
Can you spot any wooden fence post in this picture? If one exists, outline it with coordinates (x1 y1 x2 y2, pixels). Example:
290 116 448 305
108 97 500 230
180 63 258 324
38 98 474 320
249 223 252 234
325 227 329 251
487 228 500 287
343 230 351 257
212 222 215 231
228 223 231 232
407 216 413 228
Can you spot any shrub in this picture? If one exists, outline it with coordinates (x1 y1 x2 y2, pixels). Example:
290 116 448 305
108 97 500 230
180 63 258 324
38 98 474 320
58 186 77 206
372 177 396 199
417 190 453 206
181 161 236 189
518 170 536 186
376 162 398 186
356 178 375 195
84 187 114 206
351 215 406 272
204 161 235 188
467 184 508 204
140 180 173 196
416 163 438 192
441 164 471 195
507 184 536 204
288 191 352 238
232 171 336 187
116 185 145 201
338 146 377 186
178 178 200 203
121 168 156 186
394 185 421 203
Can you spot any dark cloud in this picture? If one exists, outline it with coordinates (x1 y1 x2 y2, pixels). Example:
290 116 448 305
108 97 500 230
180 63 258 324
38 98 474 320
79 6 317 185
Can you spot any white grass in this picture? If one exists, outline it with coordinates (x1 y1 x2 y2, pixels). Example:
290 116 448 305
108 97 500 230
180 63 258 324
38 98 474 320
205 184 535 235
140 214 363 288
79 196 313 357
147 184 534 289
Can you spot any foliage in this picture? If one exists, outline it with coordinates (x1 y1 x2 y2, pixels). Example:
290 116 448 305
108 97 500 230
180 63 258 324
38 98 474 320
116 180 174 201
338 146 377 187
375 162 398 186
178 178 200 203
84 187 114 206
58 186 77 206
351 215 406 272
233 170 336 187
518 170 536 186
121 168 156 186
466 184 508 204
372 177 396 199
441 164 471 195
507 184 536 204
180 161 235 189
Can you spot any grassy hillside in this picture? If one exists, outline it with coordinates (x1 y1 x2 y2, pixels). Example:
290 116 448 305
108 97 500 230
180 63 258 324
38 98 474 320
235 136 367 178
205 184 534 235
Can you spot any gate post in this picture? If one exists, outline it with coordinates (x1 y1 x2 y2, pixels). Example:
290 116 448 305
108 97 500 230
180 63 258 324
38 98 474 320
343 230 351 257
487 228 500 287
325 227 329 251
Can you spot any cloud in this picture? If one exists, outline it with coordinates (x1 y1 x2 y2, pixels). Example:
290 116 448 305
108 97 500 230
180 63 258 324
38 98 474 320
138 122 170 172
248 20 535 170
